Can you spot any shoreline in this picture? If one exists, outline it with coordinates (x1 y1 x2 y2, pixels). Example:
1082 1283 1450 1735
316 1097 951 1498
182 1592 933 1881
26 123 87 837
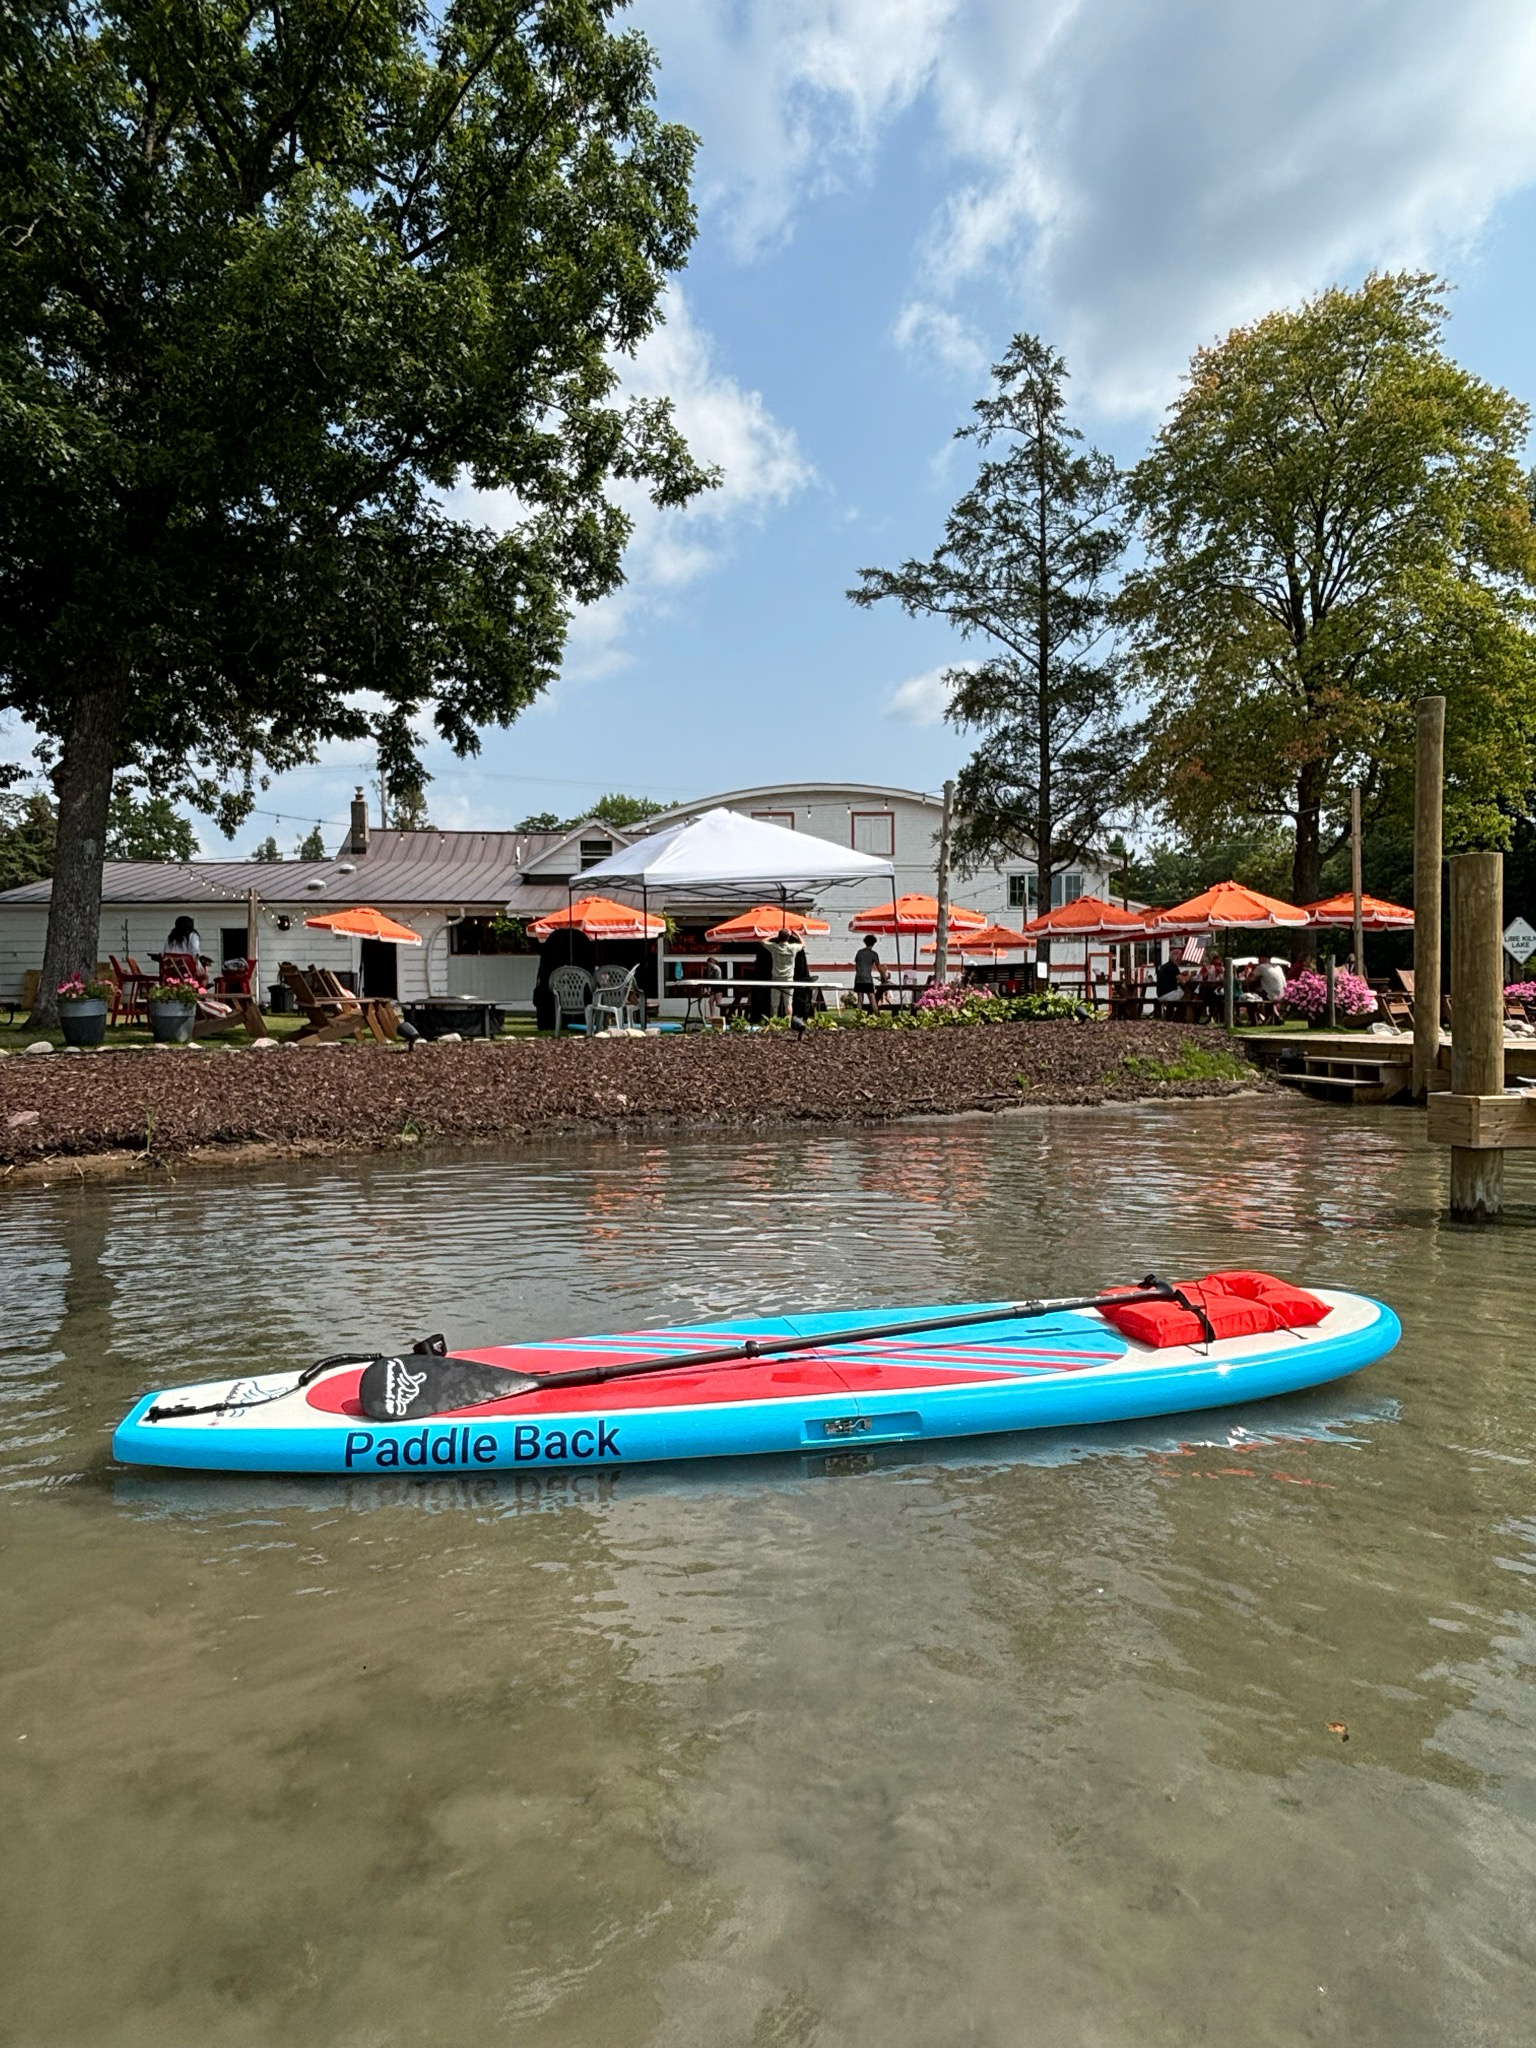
0 1020 1270 1186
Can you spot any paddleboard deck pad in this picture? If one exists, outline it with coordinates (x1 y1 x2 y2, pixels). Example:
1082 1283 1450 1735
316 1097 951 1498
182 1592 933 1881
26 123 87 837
113 1273 1400 1475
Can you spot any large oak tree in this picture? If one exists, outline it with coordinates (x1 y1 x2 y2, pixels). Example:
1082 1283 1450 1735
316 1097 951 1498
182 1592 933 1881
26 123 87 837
1121 273 1536 910
0 0 711 1017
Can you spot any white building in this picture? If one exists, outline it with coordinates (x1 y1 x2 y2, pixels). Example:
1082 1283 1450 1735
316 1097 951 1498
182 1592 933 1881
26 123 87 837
0 781 1119 1010
0 793 640 1012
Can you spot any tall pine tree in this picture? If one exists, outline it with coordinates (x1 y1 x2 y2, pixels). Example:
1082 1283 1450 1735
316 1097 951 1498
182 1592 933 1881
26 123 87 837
850 337 1134 958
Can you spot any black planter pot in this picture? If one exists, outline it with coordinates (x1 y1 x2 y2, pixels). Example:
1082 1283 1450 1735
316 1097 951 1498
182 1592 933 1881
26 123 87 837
59 998 108 1047
149 1001 196 1044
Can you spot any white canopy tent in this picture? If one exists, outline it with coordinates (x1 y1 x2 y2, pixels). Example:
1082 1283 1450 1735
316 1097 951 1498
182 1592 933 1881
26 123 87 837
576 807 895 903
569 808 899 1011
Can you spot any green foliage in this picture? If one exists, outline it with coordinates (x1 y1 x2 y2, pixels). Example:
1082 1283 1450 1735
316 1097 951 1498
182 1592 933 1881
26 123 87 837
799 987 1084 1032
850 337 1134 918
1122 273 1536 902
105 786 195 861
1 0 712 987
1125 829 1297 908
1120 1043 1253 1085
251 835 281 861
0 788 57 889
0 779 194 879
515 794 671 833
295 826 327 860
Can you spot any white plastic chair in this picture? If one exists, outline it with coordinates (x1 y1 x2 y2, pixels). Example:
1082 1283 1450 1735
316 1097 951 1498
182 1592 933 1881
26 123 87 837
588 965 641 1033
549 964 593 1034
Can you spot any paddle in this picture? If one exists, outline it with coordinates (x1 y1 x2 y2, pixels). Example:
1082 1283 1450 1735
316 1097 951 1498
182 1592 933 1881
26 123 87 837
356 1278 1181 1422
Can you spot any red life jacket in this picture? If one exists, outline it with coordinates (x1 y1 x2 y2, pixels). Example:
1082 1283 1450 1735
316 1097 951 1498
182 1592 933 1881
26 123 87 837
1102 1270 1330 1349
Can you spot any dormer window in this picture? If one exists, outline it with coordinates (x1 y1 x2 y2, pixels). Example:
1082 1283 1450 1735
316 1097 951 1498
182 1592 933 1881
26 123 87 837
579 837 613 869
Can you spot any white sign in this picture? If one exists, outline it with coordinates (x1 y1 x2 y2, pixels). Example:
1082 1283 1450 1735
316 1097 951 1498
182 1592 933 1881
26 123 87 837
1504 916 1536 964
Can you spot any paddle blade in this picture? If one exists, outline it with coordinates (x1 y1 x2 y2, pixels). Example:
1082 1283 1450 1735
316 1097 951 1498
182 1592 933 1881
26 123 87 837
358 1354 540 1421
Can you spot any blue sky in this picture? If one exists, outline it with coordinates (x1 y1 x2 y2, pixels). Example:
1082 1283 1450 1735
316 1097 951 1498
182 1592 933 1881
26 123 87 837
9 0 1536 851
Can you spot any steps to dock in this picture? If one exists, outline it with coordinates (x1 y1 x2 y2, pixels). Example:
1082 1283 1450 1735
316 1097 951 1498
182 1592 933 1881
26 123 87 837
1273 1054 1413 1105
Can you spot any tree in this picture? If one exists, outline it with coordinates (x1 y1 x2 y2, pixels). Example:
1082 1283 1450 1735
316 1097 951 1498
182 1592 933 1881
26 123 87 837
848 336 1134 957
0 779 194 882
0 789 56 891
1122 273 1536 914
513 793 669 832
1 2 712 1018
252 836 281 862
588 792 669 829
295 826 327 860
105 786 195 861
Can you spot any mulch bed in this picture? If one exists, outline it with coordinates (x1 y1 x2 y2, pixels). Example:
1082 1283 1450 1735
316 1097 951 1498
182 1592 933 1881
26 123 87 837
0 1021 1265 1173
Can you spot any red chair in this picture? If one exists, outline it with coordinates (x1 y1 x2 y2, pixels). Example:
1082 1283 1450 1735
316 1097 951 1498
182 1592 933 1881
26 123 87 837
108 954 151 1024
216 957 257 997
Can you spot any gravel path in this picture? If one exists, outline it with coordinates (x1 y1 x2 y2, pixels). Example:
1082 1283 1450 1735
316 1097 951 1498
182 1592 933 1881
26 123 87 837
0 1021 1263 1173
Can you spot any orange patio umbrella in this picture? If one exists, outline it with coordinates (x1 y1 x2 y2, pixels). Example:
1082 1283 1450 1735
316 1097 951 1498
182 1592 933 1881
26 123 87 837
1148 880 1308 932
704 906 831 942
921 922 1033 955
527 894 665 941
1301 891 1414 930
1017 894 1151 940
849 893 988 934
303 906 423 944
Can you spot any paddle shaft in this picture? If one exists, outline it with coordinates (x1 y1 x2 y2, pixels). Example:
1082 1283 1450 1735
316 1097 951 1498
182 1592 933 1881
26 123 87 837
493 1283 1174 1395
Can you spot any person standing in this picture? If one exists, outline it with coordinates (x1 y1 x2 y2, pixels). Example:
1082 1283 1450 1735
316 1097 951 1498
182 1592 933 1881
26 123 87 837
853 936 882 1010
765 927 803 1017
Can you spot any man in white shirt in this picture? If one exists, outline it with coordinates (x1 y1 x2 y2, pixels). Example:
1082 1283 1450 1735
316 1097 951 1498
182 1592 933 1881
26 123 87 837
765 929 803 1016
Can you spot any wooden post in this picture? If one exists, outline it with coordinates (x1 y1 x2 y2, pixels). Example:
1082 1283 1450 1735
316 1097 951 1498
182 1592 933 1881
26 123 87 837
1325 956 1336 1030
245 888 260 993
933 778 954 986
1413 696 1445 1099
1223 953 1235 1030
1448 851 1504 1221
1350 783 1365 977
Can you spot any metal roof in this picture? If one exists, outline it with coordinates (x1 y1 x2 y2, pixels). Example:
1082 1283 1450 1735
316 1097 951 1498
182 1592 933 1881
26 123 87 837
0 828 569 910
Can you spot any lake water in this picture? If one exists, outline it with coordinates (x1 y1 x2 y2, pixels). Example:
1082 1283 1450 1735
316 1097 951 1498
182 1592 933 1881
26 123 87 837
2 1098 1534 2047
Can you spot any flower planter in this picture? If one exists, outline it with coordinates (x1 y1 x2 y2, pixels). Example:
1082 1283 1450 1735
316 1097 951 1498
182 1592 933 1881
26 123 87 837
149 1000 196 1044
58 997 108 1048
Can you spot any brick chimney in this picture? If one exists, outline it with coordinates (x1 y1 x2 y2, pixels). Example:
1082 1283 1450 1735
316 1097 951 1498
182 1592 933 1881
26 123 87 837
348 787 369 855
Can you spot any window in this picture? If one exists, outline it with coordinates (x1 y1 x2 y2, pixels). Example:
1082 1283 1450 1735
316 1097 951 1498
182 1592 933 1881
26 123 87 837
1007 870 1084 911
851 811 895 858
578 837 613 870
751 810 796 830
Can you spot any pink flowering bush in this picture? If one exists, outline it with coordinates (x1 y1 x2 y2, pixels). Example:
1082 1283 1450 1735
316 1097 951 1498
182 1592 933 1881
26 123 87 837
56 974 112 1002
915 980 968 1011
1281 967 1377 1020
1506 982 1536 1003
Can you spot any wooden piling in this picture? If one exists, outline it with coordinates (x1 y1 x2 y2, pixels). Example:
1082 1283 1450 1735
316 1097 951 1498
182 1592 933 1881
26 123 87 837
1412 697 1445 1100
933 779 954 986
1448 851 1505 1221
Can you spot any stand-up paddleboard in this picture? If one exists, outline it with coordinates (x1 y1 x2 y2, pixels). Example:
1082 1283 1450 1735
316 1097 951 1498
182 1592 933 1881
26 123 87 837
113 1271 1400 1476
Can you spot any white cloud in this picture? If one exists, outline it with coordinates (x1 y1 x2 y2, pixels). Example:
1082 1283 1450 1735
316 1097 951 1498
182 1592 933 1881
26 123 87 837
644 0 961 254
648 0 1536 411
455 291 813 679
885 661 971 725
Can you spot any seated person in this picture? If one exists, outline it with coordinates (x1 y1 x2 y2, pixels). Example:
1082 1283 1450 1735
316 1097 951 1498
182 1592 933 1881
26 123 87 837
1243 950 1288 1019
161 915 206 984
1153 955 1183 1006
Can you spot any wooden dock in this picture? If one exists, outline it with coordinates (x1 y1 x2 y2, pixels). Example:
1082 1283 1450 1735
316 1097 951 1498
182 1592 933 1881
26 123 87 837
1242 1028 1536 1106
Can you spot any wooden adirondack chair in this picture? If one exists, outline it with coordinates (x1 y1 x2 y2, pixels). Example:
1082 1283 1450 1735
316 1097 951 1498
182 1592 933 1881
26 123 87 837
280 963 398 1043
4 969 39 1026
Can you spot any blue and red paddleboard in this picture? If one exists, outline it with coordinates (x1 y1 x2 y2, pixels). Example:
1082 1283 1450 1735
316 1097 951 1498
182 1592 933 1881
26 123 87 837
112 1282 1399 1475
